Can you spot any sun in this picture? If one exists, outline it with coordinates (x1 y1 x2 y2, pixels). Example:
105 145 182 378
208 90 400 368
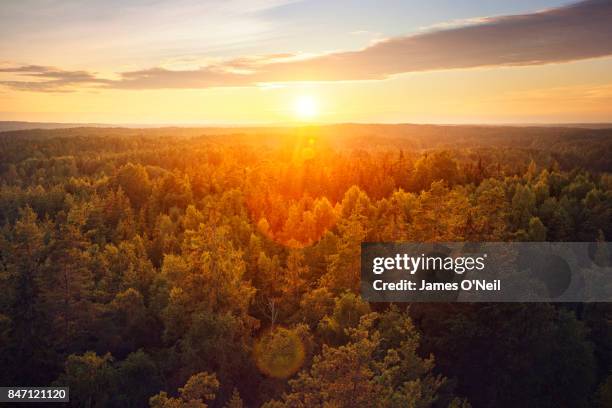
293 95 318 120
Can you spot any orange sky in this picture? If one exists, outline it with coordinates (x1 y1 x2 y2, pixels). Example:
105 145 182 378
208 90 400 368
1 0 612 124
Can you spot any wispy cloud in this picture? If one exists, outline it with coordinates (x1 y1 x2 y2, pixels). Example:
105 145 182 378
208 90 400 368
2 0 612 92
0 65 110 92
503 84 612 103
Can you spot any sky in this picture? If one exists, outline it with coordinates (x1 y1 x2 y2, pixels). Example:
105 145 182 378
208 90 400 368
1 0 612 125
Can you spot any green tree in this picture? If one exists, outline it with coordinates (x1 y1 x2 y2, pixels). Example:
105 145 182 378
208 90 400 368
115 350 163 408
150 372 219 408
3 207 55 384
116 163 152 209
55 352 116 408
510 184 536 230
317 292 371 346
597 374 612 408
322 216 367 292
224 388 244 408
264 313 445 408
528 216 547 241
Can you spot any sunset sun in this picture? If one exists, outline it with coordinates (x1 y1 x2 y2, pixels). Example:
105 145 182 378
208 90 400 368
293 95 318 120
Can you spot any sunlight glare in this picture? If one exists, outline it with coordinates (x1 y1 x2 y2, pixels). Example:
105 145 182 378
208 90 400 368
293 95 318 120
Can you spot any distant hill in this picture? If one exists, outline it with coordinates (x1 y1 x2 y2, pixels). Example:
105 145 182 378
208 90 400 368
0 121 111 132
1 121 611 133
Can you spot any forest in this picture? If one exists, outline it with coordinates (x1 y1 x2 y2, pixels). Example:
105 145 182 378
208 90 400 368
0 124 611 407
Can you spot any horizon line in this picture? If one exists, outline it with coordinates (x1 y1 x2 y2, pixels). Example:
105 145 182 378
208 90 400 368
2 120 612 129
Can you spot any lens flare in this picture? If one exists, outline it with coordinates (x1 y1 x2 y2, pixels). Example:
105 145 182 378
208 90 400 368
254 327 306 378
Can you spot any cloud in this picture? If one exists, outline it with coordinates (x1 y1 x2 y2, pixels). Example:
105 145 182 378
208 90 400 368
503 84 612 103
2 0 612 92
254 0 612 82
0 65 109 92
